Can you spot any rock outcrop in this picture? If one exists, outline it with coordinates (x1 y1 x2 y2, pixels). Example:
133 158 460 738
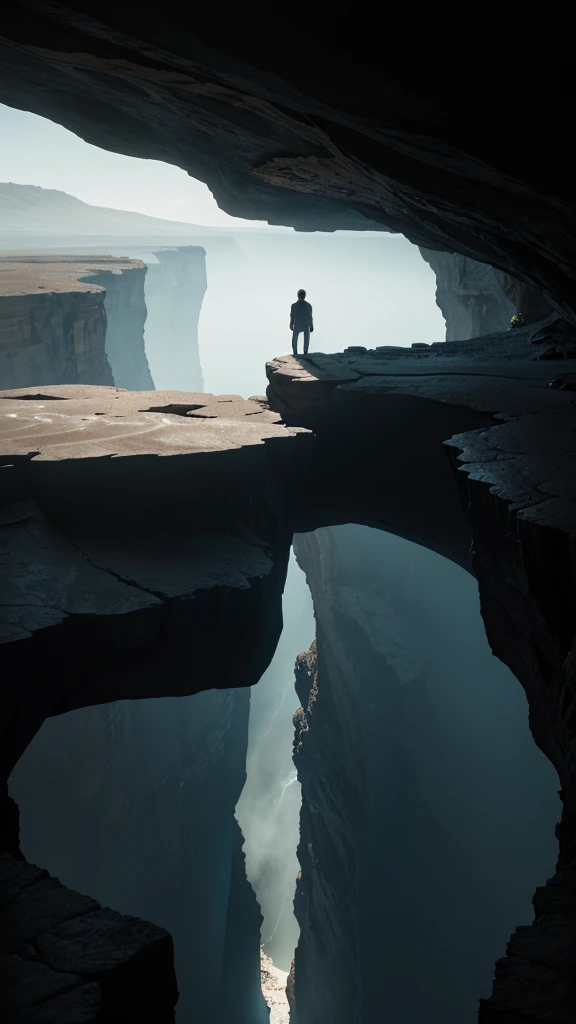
290 525 559 1023
0 852 178 1023
144 246 207 392
267 330 574 569
0 255 116 390
1 319 575 1022
0 384 309 1019
1 11 575 318
418 249 515 340
0 384 311 779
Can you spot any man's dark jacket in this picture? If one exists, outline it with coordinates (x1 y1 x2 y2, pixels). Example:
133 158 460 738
290 299 313 329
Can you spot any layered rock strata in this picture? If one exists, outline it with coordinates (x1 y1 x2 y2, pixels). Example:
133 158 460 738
290 526 559 1023
0 254 153 392
0 255 117 390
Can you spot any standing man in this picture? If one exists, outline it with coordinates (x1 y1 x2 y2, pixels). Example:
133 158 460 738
290 289 314 355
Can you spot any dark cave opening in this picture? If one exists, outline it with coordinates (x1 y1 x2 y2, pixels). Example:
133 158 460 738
1 27 575 1020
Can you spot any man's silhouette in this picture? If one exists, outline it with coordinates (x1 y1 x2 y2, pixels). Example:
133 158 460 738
290 289 314 355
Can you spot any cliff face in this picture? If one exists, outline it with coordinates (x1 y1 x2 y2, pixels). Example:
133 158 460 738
9 688 267 1024
0 254 153 392
291 526 560 1024
81 263 153 390
266 325 576 1022
418 249 515 340
0 256 115 389
144 247 207 392
0 383 309 1020
446 423 576 1021
0 384 310 781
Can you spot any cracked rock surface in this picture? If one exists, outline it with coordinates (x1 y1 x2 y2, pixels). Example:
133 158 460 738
1 319 575 1021
0 385 310 780
269 323 576 1023
0 853 177 1023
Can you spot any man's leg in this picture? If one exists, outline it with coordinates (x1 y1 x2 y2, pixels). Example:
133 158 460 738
292 328 299 355
303 328 310 354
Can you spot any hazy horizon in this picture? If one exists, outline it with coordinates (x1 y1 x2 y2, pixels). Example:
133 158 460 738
0 103 267 227
0 99 446 399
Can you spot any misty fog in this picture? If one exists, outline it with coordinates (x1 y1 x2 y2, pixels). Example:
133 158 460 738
236 555 313 971
199 230 444 396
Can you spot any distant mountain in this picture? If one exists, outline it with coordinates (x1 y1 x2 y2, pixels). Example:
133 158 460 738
0 182 227 243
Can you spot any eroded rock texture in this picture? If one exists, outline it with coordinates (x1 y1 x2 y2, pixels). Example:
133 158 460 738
0 384 310 1020
1 9 575 317
267 323 576 1022
448 419 576 1022
9 690 267 1023
418 249 515 340
0 255 116 390
290 526 559 1023
0 852 178 1023
0 384 310 781
0 254 154 392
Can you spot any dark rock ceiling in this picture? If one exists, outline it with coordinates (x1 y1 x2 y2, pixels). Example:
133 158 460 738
1 5 575 316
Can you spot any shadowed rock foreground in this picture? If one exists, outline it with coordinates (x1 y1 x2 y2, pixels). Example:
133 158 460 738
0 315 575 1020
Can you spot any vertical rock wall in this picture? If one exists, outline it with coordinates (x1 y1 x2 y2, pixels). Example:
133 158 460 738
418 248 515 340
143 246 207 392
82 265 153 390
0 288 114 390
291 525 560 1024
493 269 557 326
0 255 153 392
9 688 268 1024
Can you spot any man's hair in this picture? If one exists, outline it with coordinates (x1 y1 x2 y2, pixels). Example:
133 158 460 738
297 289 306 298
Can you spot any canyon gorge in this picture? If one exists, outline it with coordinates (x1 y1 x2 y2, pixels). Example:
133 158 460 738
0 10 575 1024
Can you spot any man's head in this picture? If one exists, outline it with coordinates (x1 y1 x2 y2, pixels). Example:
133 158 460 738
297 289 306 299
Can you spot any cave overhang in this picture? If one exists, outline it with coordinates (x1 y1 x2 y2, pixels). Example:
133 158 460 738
1 6 575 316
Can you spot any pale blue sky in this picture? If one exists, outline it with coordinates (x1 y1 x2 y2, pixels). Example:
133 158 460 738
0 103 266 227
